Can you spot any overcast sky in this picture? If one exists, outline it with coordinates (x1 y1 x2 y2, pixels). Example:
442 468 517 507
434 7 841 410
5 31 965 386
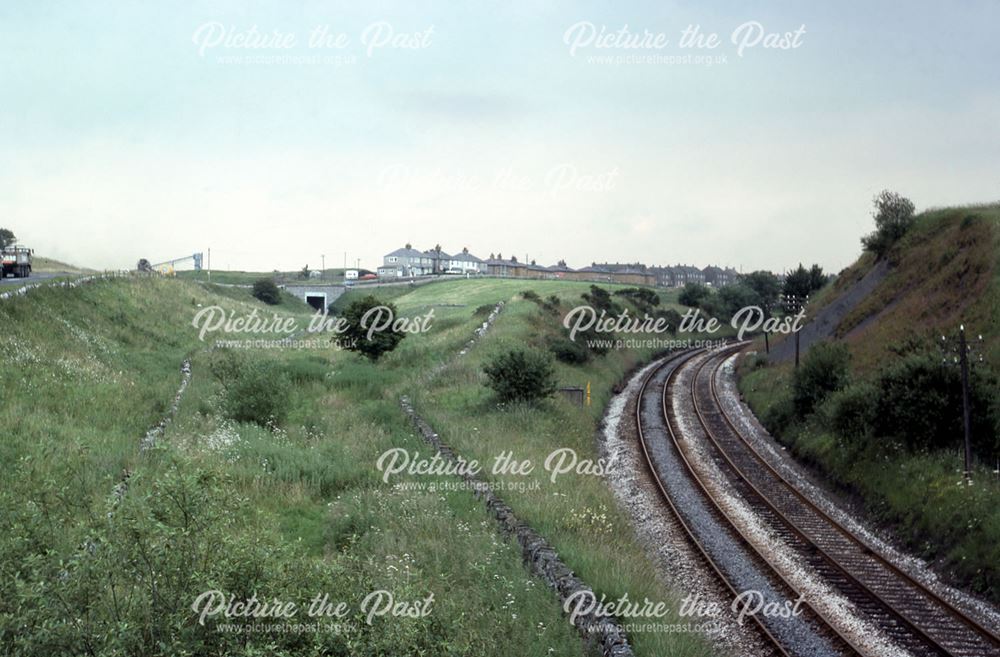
2 1 998 274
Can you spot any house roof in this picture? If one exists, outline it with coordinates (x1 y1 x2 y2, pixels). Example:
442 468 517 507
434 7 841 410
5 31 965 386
385 246 426 258
452 251 483 263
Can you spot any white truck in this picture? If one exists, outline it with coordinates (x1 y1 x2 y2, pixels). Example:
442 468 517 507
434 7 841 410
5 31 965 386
1 247 32 278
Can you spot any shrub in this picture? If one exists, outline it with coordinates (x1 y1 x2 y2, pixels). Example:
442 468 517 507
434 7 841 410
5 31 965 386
251 279 282 305
521 290 541 303
335 295 406 361
547 334 590 364
792 341 850 415
654 308 683 334
474 303 495 317
614 287 660 309
762 395 797 437
826 381 878 440
483 348 557 403
210 351 291 426
582 285 619 314
871 354 998 453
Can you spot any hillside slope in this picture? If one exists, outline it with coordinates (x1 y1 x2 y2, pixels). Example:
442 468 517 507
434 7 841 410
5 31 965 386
740 203 1000 603
788 203 1000 369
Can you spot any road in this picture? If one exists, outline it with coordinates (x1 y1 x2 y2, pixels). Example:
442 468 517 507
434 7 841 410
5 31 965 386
0 271 73 286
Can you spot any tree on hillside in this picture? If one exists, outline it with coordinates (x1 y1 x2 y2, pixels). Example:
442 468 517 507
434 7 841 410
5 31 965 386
808 264 827 291
861 189 916 257
0 228 15 250
336 295 406 361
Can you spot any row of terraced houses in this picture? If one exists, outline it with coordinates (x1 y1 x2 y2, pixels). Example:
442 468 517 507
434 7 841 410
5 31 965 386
377 244 740 287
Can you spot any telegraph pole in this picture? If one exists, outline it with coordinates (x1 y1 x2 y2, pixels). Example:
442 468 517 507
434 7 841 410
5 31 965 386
321 254 325 279
959 326 972 481
781 293 807 367
941 324 983 483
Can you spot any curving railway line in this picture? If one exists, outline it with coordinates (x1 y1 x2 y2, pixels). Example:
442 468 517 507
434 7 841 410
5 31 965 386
634 345 1000 657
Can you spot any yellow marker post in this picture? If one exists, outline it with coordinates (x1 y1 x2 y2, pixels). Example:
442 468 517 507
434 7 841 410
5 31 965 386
586 381 591 406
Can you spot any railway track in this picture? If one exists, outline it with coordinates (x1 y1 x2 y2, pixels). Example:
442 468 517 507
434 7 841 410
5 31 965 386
635 346 1000 657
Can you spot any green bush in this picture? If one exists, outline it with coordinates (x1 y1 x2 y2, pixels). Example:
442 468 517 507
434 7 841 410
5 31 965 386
251 278 282 305
210 351 291 426
872 354 998 453
614 287 660 310
581 285 620 314
483 348 557 403
762 394 797 437
792 341 850 415
547 334 590 364
826 381 878 440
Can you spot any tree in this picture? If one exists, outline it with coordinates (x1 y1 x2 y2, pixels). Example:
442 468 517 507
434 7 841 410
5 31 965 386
808 264 827 292
740 271 781 308
717 284 759 320
784 264 828 301
783 264 813 300
299 265 311 279
336 295 406 361
861 190 916 257
0 228 14 250
251 279 282 305
678 282 710 308
483 348 557 403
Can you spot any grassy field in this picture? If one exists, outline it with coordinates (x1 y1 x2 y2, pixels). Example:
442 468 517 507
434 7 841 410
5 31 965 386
0 275 719 657
739 203 1000 603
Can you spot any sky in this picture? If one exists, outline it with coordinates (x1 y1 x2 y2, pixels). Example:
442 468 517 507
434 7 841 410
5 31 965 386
2 1 998 274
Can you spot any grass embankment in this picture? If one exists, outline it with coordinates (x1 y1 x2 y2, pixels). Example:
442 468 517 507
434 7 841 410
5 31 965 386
1 275 719 657
30 256 94 274
740 204 1000 603
178 269 348 285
